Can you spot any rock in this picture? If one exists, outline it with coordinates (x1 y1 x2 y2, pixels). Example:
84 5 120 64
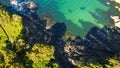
62 26 120 67
9 0 38 15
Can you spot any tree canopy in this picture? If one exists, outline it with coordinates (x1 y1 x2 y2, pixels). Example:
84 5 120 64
0 4 59 68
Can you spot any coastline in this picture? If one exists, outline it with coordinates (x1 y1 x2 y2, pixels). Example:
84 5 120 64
0 0 120 68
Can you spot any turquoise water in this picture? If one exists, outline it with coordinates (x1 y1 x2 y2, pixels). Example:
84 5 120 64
0 0 114 38
31 0 113 38
0 0 10 6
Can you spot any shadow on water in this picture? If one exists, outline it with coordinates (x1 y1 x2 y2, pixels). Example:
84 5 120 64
80 7 85 10
78 19 95 32
68 9 73 13
98 0 120 16
90 9 113 26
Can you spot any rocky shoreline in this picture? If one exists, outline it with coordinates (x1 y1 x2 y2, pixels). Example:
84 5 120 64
4 0 120 68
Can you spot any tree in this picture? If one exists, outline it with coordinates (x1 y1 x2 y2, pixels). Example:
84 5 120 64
26 44 59 68
0 4 23 44
0 3 25 67
0 4 59 68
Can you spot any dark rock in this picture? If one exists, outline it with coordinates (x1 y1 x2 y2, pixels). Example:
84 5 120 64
63 26 120 67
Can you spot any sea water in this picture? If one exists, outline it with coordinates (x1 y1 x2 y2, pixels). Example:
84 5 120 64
31 0 114 38
0 0 116 38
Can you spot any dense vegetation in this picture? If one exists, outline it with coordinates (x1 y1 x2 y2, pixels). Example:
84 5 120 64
75 56 120 68
0 4 58 68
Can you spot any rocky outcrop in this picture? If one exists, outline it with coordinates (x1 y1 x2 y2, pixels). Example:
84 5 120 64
22 14 52 45
6 0 53 45
63 26 120 67
4 1 120 67
8 0 38 16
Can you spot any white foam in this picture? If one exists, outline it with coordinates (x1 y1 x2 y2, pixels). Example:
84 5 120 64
111 0 120 4
110 15 120 28
115 22 120 28
10 0 18 6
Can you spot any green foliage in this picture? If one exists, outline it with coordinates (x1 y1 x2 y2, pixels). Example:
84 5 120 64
0 4 59 68
75 55 120 68
0 4 24 67
105 56 120 68
26 44 59 68
0 5 23 44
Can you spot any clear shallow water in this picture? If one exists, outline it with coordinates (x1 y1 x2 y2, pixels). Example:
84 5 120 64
31 0 113 38
0 0 115 38
0 0 10 6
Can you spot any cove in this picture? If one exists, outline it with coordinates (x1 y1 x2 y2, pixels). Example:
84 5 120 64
0 0 114 38
31 0 113 38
